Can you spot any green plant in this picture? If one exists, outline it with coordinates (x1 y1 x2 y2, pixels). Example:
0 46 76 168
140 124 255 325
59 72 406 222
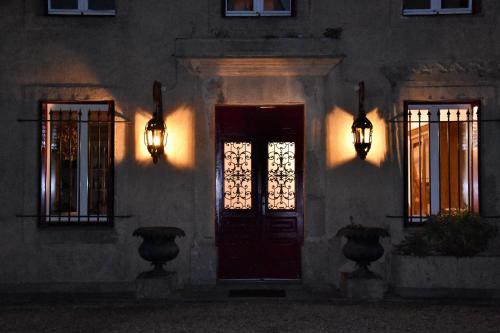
396 212 498 257
336 223 389 240
394 231 431 257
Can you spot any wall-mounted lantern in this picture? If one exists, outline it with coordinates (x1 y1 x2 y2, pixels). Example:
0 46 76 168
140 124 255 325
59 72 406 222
144 81 167 164
352 81 373 160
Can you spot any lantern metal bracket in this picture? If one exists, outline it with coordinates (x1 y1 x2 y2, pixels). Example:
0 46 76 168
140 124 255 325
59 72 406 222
144 81 168 164
352 81 373 160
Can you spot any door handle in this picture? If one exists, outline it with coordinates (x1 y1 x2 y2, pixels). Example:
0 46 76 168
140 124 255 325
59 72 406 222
261 196 266 212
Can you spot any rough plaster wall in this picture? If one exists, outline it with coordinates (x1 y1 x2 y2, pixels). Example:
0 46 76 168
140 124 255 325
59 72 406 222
0 0 499 289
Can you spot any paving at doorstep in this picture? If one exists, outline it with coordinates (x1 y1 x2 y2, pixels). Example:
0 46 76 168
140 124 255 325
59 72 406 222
1 297 500 333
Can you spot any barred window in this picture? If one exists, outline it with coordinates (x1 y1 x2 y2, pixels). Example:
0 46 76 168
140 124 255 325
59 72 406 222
40 102 114 224
403 0 472 15
225 0 292 16
406 103 479 223
47 0 116 16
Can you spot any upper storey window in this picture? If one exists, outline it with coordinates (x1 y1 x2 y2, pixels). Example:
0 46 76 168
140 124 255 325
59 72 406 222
47 0 116 16
225 0 293 16
403 0 473 15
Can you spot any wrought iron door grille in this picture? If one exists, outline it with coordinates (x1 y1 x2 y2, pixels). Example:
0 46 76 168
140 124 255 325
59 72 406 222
405 103 479 224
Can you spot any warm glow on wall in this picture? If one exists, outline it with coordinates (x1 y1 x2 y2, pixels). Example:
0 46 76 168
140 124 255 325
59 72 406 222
326 107 356 168
135 110 153 164
114 118 126 164
165 106 195 169
365 108 387 167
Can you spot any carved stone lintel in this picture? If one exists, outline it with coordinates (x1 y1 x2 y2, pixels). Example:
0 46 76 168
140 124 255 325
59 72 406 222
179 57 343 77
382 61 500 84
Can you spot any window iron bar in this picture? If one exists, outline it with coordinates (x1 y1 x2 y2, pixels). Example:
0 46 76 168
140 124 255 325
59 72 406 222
68 110 72 221
408 110 412 219
427 109 433 216
16 214 132 218
97 110 101 222
386 215 500 219
447 109 451 215
457 109 461 213
57 111 62 222
467 109 472 211
418 110 422 222
77 110 82 224
436 109 441 215
391 119 498 123
18 118 129 123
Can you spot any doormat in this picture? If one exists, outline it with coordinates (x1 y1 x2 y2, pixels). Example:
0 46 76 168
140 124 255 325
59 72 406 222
228 289 286 298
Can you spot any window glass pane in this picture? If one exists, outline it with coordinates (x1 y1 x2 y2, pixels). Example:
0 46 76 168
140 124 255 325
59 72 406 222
50 0 78 9
403 0 431 9
88 111 110 215
408 123 431 217
264 0 291 11
442 0 470 8
227 0 253 11
88 0 115 10
439 108 478 214
49 110 79 215
268 142 295 210
407 105 479 220
224 142 252 209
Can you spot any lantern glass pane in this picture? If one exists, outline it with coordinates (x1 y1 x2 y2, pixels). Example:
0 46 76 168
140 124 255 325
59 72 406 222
153 129 162 146
364 128 371 143
146 130 153 146
355 127 363 143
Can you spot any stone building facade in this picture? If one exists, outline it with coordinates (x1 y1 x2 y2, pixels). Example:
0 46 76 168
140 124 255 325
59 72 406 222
1 1 499 294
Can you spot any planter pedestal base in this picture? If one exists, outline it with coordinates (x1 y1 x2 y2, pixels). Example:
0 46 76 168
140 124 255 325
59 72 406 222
136 271 178 299
340 273 385 300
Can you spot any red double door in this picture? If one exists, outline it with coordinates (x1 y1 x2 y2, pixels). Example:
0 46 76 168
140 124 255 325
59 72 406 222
216 105 304 280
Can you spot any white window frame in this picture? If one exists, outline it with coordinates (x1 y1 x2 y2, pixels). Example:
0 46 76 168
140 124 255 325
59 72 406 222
44 103 110 222
407 103 478 223
225 0 292 17
47 0 116 16
403 0 472 16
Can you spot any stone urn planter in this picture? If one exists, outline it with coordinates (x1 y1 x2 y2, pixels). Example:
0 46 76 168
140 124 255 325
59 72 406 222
337 224 389 279
133 226 185 278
